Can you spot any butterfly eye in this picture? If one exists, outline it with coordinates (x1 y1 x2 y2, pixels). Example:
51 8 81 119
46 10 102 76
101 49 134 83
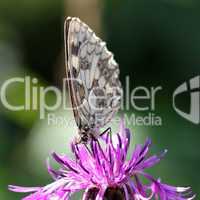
84 125 89 132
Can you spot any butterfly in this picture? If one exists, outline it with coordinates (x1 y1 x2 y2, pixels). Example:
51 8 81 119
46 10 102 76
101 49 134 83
64 17 122 143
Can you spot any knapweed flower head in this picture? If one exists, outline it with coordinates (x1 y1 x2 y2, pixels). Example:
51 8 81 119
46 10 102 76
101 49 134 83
9 119 195 200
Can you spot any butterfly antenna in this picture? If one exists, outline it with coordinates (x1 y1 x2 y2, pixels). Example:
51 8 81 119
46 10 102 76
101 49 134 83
100 127 111 137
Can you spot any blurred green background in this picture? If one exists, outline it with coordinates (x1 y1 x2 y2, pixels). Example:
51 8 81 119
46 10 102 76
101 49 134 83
0 0 199 199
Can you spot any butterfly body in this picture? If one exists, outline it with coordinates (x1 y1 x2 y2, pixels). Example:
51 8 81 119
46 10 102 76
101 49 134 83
64 17 122 143
76 127 96 144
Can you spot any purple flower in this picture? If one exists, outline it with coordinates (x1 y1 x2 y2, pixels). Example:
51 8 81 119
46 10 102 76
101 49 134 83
9 119 195 200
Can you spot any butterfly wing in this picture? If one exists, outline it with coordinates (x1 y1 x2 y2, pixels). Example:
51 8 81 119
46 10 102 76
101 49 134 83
64 17 122 130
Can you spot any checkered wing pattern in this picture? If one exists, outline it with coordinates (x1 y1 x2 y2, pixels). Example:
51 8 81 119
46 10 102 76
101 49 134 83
65 17 122 131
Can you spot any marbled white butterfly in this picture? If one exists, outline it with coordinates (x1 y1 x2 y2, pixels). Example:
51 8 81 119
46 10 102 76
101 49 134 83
64 17 122 143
